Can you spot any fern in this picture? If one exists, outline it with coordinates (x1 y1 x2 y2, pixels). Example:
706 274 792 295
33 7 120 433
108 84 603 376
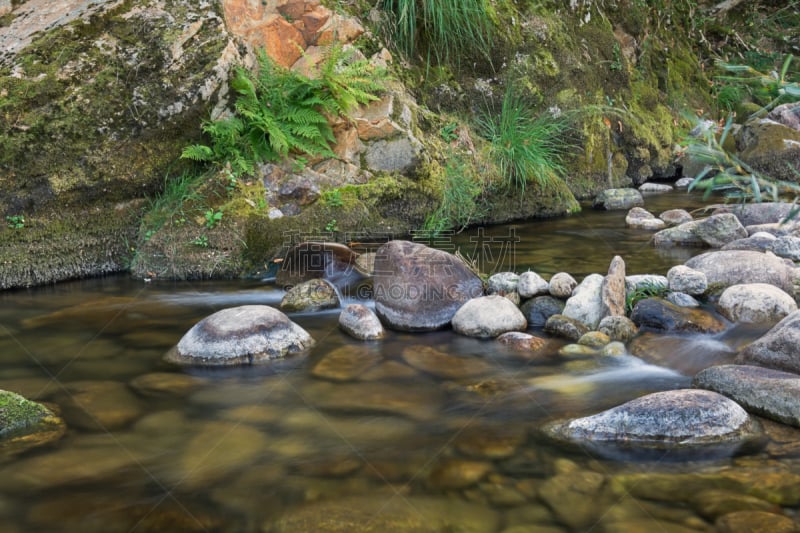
180 45 387 177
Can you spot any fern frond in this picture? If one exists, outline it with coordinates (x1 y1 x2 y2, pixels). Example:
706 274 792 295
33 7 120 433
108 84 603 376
180 144 215 161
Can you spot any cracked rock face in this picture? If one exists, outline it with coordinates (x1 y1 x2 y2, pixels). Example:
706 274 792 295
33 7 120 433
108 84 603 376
165 305 315 366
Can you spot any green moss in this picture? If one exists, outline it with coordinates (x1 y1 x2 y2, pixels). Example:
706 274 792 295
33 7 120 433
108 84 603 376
0 390 53 437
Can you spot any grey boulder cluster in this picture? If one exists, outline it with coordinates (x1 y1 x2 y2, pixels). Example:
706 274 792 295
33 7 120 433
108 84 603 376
165 201 800 456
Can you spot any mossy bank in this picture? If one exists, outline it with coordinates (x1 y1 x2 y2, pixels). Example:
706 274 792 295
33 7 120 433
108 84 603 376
1 0 791 286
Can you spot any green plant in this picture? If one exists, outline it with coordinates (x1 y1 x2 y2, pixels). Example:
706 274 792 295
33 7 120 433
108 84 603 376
191 235 209 248
439 121 459 142
204 209 223 229
379 0 491 66
625 281 669 314
476 86 571 194
5 215 24 229
145 171 204 233
424 153 485 234
714 83 744 112
714 54 800 119
181 44 387 177
686 115 800 203
325 219 339 232
320 189 344 208
609 43 623 71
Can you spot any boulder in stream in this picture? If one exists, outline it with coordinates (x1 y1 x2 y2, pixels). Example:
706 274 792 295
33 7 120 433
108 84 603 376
684 250 795 295
165 305 315 366
563 274 604 329
373 240 483 331
547 389 761 457
694 365 800 427
338 304 385 340
452 295 527 338
0 389 65 456
592 188 644 210
737 310 800 374
630 297 727 334
279 278 340 313
717 283 797 324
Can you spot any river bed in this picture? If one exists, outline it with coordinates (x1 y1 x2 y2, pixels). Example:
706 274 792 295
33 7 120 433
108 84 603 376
1 190 799 532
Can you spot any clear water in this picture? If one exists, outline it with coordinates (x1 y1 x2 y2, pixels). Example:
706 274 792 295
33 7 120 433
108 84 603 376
0 191 797 532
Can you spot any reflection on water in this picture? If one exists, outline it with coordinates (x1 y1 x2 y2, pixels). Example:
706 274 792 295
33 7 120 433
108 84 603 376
0 191 796 532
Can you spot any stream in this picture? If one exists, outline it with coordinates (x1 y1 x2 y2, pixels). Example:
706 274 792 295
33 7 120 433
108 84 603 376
1 190 799 532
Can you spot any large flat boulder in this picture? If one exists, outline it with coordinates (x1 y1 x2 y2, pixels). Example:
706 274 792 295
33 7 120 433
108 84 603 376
373 240 483 332
165 305 315 366
684 250 795 294
694 364 800 427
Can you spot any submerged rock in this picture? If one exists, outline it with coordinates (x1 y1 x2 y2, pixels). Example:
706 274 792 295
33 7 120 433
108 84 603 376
373 240 483 331
452 295 527 338
0 389 65 456
279 278 340 312
694 364 800 427
165 305 315 366
337 303 385 340
548 389 760 454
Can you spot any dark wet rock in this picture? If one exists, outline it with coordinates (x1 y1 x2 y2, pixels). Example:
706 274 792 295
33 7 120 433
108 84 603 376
452 295 527 338
625 207 665 230
659 209 693 226
338 303 385 340
487 272 519 295
694 364 800 427
520 296 565 327
538 470 608 530
275 242 362 288
548 389 760 451
722 231 778 252
373 240 483 332
667 265 707 295
401 346 492 379
496 332 549 353
54 380 143 431
738 311 800 374
665 292 701 308
279 278 340 312
593 188 644 210
715 510 798 533
718 283 797 324
690 490 780 521
770 235 800 261
712 202 797 227
165 305 315 366
602 256 627 319
429 458 493 489
628 332 736 375
548 272 577 298
267 495 499 533
563 274 604 329
517 271 549 298
631 297 727 334
598 315 639 342
544 314 590 341
303 380 443 421
128 372 207 398
310 346 382 382
685 250 796 294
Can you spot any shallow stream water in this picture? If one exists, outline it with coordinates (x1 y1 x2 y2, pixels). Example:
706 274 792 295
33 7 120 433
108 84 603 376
1 191 799 532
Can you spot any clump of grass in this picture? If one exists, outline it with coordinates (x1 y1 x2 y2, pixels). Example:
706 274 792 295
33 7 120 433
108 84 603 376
424 152 485 234
380 0 491 66
476 86 571 194
626 280 669 315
